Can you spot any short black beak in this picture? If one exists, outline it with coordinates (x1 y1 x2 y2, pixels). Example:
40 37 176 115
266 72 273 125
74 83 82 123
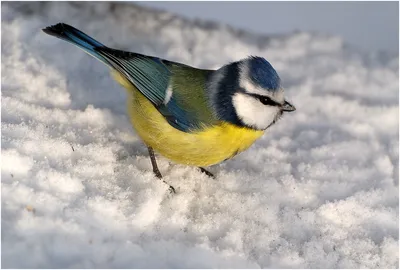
281 100 296 112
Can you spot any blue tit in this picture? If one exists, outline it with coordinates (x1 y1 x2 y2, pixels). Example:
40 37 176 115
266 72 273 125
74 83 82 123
42 23 296 191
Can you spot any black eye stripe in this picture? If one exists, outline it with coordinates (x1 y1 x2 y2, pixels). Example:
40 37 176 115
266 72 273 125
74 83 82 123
251 94 280 106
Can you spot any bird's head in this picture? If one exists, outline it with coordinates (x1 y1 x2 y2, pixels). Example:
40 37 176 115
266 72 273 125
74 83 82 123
208 56 295 130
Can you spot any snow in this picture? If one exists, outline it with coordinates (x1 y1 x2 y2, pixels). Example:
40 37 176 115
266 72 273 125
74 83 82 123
1 2 399 268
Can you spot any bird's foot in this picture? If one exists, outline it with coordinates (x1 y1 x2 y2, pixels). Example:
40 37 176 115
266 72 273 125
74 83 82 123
153 170 176 194
148 146 176 193
166 184 176 194
199 167 215 178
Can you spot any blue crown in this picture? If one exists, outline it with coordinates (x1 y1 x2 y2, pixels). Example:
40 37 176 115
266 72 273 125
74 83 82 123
248 56 281 91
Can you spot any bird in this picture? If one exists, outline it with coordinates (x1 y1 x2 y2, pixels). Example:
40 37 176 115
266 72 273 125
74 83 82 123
42 23 296 192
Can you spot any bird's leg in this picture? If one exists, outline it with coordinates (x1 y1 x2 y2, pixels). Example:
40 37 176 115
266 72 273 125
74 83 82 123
147 146 176 193
199 167 215 178
148 146 162 178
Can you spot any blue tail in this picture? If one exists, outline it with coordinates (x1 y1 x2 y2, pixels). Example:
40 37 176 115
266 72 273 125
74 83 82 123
42 23 110 67
43 23 174 109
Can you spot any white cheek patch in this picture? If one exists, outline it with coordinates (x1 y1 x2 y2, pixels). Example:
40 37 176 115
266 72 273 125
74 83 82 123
232 93 279 130
239 61 285 103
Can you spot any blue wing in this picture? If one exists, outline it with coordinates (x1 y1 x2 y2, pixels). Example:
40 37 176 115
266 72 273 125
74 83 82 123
43 23 216 132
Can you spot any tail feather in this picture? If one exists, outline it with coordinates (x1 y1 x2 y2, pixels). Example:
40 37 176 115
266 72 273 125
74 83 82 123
42 23 109 66
42 23 172 107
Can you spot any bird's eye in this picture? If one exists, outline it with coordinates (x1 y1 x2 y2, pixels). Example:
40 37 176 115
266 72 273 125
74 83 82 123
258 96 276 106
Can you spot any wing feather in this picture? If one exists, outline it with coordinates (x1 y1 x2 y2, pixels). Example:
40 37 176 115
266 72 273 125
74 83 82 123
97 48 217 132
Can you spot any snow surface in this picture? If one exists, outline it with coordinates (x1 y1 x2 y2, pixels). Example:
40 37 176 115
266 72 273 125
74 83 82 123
1 2 399 268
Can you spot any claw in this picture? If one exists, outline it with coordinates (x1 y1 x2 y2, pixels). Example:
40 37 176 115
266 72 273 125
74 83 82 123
199 167 215 178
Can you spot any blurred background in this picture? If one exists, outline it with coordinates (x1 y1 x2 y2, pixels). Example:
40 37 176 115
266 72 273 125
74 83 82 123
138 1 399 54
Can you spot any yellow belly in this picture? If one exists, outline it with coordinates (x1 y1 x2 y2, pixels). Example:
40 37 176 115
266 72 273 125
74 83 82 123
113 71 264 167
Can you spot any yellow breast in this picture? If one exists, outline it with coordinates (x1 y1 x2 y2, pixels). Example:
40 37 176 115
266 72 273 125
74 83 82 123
113 71 264 167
